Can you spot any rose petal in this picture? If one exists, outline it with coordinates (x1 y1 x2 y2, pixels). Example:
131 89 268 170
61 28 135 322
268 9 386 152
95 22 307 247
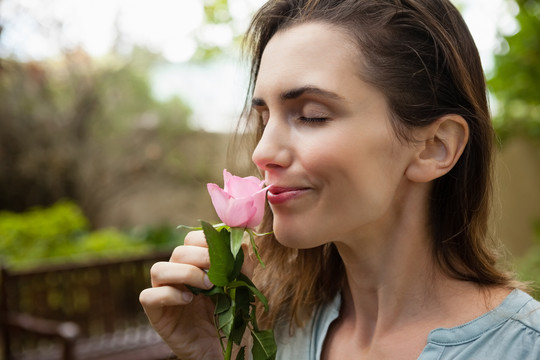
245 187 268 228
227 177 264 198
207 183 232 224
223 197 257 228
208 170 267 229
223 169 233 193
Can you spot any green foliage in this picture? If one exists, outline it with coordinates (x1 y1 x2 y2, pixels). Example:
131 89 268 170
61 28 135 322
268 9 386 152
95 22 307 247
187 221 276 360
91 48 192 136
0 201 179 269
0 201 88 266
203 221 237 286
133 224 189 250
489 0 540 140
204 0 233 24
191 0 234 62
0 47 192 218
0 57 93 211
515 220 540 299
191 0 254 62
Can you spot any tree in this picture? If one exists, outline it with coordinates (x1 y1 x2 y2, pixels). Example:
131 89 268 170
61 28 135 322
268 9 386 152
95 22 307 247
0 48 191 218
489 0 540 140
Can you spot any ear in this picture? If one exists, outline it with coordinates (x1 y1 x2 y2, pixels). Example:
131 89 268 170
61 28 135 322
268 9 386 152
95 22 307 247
406 115 469 183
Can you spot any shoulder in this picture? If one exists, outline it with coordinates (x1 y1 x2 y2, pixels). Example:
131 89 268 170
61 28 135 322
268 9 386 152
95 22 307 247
508 290 540 333
423 290 540 360
485 290 540 357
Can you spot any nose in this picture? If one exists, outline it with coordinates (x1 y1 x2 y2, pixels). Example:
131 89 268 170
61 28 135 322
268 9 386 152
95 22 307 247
252 117 292 172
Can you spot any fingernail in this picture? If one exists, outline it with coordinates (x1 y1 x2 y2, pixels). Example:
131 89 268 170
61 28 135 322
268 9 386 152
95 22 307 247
203 274 213 289
182 291 193 303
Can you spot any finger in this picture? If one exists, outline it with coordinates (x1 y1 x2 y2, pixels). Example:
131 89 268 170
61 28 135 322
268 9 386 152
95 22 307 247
183 230 208 247
150 261 213 289
169 245 210 269
140 285 192 307
139 286 194 327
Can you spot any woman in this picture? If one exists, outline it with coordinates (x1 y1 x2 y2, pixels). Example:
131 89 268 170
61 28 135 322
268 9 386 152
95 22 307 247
140 0 540 358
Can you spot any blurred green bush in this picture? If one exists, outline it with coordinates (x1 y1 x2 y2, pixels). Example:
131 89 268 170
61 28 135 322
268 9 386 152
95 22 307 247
1 201 538 300
0 201 184 269
514 221 540 299
489 0 540 141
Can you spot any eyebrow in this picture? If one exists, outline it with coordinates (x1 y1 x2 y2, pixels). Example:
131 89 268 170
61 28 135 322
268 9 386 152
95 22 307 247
251 85 344 107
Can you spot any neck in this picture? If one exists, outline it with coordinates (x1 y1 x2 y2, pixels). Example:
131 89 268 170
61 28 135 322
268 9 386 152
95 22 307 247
332 181 505 349
334 185 437 334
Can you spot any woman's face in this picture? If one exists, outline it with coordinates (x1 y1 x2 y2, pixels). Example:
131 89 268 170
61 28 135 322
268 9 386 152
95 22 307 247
251 22 418 249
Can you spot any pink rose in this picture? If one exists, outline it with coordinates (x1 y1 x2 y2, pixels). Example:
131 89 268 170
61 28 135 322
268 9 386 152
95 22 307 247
207 169 268 229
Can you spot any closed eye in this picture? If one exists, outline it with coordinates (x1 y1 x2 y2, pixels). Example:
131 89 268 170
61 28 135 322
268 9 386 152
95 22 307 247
299 116 329 124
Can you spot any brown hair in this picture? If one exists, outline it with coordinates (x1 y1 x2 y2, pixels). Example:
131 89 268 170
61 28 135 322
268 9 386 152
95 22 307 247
238 0 516 330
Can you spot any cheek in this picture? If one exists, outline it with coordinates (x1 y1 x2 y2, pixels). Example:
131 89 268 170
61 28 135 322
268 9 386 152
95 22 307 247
298 135 370 190
304 133 407 211
296 132 354 173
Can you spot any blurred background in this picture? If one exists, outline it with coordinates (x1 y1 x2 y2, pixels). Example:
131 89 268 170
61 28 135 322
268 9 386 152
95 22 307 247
0 0 539 357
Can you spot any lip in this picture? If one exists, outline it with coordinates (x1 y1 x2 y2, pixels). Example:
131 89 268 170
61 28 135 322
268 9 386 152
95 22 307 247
267 185 310 205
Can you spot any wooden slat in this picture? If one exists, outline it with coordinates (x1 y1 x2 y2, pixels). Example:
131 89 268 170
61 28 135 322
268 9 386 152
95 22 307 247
1 250 172 360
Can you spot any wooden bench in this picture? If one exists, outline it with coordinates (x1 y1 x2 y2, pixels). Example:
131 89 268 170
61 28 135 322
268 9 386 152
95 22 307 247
1 252 176 360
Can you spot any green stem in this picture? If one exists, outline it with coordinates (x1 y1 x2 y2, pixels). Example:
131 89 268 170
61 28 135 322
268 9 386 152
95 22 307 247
224 288 236 360
224 336 234 360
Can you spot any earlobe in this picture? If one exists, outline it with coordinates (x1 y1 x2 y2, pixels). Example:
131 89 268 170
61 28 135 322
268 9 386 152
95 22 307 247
406 115 469 183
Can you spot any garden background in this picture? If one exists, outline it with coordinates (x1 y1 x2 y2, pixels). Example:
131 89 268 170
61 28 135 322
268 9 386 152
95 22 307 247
0 0 539 296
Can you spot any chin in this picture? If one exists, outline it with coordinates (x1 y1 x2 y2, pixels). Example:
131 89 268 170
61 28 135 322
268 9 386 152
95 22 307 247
273 225 323 250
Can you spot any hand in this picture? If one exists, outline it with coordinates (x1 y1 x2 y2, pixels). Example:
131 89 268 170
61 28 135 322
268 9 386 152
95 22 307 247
139 231 221 359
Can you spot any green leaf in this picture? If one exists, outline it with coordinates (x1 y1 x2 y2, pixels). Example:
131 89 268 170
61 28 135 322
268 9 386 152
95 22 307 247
235 286 251 317
248 230 266 268
230 246 244 281
249 305 260 332
201 221 235 287
229 313 247 345
251 329 277 360
213 223 229 231
177 222 228 232
214 293 231 315
235 346 246 360
230 227 245 258
186 284 224 296
229 287 251 345
251 231 273 236
223 286 254 346
218 306 235 337
229 273 269 312
176 224 202 231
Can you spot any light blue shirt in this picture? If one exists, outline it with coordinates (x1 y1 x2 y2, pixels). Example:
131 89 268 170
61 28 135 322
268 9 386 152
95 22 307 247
275 289 540 359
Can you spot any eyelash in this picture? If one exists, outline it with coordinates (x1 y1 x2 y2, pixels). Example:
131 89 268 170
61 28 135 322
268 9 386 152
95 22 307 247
299 116 328 124
257 113 329 129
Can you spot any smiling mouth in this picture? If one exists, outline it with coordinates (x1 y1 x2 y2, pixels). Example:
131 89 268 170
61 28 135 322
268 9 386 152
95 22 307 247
267 186 309 205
